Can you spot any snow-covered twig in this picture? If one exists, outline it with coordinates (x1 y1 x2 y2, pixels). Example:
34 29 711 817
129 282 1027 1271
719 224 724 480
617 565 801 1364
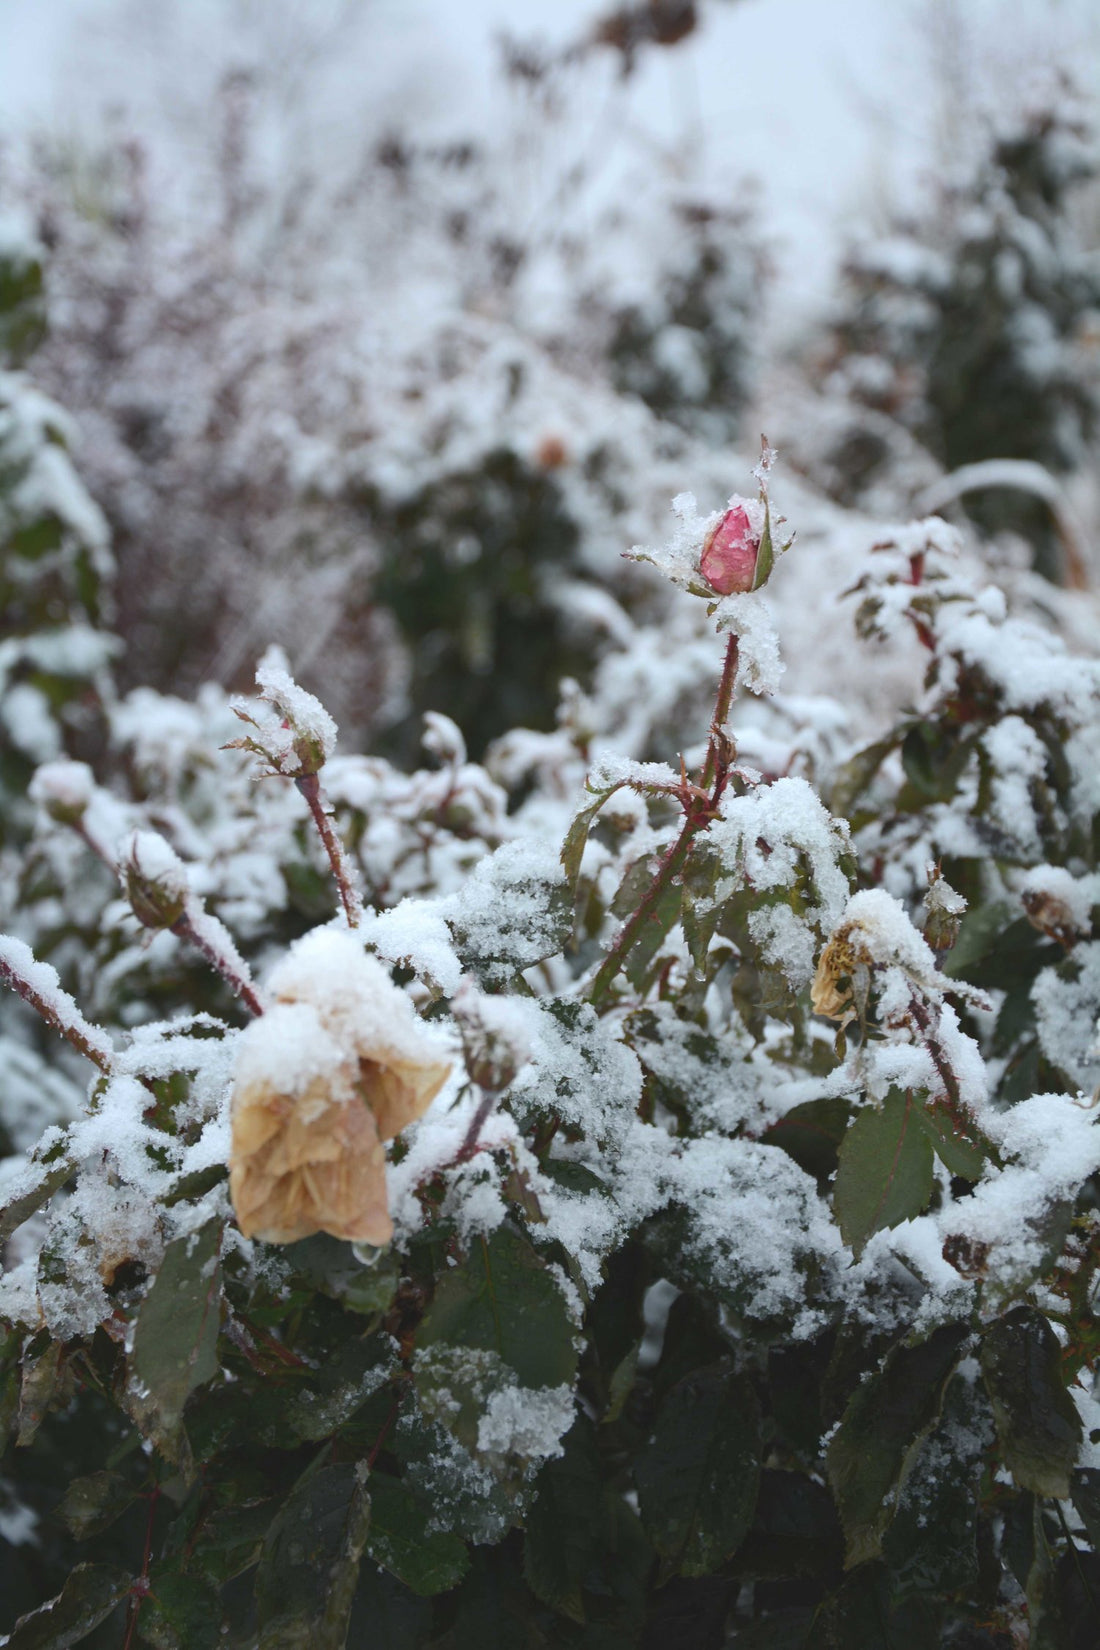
0 935 115 1075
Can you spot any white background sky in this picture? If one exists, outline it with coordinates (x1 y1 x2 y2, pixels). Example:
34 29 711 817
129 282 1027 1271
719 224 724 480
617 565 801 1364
3 0 1099 320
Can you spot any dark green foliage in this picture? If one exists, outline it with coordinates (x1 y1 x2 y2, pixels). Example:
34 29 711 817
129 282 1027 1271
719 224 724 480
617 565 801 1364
2 1563 132 1650
126 1219 223 1462
253 1463 372 1649
634 1365 761 1576
609 202 760 440
0 235 47 366
372 449 592 757
832 1088 935 1256
981 1307 1083 1499
815 98 1100 565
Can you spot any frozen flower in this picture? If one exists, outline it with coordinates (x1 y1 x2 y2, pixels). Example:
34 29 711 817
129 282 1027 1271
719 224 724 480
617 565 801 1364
810 925 873 1024
121 830 190 930
28 758 95 825
226 646 338 779
700 503 760 595
1019 865 1094 947
811 888 940 1024
229 929 451 1245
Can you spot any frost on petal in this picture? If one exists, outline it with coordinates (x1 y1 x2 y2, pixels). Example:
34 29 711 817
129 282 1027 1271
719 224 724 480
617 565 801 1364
266 927 452 1138
700 504 760 595
229 932 452 1244
231 1070 391 1245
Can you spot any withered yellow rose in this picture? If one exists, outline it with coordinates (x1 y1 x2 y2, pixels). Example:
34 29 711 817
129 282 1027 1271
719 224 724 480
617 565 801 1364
230 931 451 1245
810 927 870 1024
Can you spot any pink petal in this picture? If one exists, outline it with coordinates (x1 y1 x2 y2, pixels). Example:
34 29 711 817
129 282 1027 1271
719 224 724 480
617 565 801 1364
700 505 759 596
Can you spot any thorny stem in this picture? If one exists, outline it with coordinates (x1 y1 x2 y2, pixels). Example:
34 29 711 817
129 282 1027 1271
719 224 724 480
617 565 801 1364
171 909 264 1019
588 637 738 1010
701 634 739 791
296 772 363 929
906 990 1000 1166
455 1087 501 1164
0 953 114 1075
588 815 702 1009
121 1486 160 1650
367 1398 401 1470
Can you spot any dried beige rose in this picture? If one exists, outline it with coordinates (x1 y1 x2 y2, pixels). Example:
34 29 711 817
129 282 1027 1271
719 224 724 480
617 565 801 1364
810 926 871 1024
230 932 451 1245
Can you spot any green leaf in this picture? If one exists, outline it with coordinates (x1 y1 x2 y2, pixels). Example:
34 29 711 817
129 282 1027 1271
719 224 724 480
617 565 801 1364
763 1096 854 1183
624 875 683 991
416 1224 578 1390
16 1336 66 1447
3 1563 131 1650
137 1564 221 1650
1071 1469 1100 1551
751 496 776 591
128 1217 223 1461
825 1322 968 1567
283 1234 400 1317
190 1499 277 1585
830 732 899 823
603 1341 640 1426
944 906 1037 989
813 1564 943 1650
57 1471 140 1540
561 782 625 891
903 722 969 798
915 1104 986 1181
833 1089 934 1258
254 1463 372 1650
634 1366 761 1577
365 1473 469 1596
284 1334 392 1442
0 1146 72 1243
880 1369 984 1597
980 1307 1082 1499
523 1422 602 1621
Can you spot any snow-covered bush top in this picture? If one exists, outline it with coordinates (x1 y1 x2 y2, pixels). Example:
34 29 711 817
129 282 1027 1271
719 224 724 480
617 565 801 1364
2 437 1099 1643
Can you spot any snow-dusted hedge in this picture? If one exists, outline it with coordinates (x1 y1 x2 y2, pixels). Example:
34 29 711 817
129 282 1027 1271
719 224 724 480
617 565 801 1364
1 391 1099 1648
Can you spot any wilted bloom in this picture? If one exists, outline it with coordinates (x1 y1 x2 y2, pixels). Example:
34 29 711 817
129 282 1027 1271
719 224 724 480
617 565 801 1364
700 503 761 596
810 926 871 1024
230 929 451 1245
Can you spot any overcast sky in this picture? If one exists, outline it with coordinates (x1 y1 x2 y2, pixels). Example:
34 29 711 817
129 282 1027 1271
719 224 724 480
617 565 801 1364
3 0 1098 318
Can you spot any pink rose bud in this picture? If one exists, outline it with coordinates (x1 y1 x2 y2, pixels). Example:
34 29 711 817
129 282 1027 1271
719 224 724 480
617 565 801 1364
700 505 760 595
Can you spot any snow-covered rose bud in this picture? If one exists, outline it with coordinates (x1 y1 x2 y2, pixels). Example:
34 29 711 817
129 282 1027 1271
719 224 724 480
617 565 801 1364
923 867 966 955
29 759 95 826
122 830 190 931
227 647 338 779
700 504 760 596
230 929 451 1245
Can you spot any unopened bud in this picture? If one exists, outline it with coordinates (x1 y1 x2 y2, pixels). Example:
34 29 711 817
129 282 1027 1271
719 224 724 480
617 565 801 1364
1019 866 1092 948
29 759 95 826
227 648 338 779
122 830 189 930
700 504 760 596
923 866 966 955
